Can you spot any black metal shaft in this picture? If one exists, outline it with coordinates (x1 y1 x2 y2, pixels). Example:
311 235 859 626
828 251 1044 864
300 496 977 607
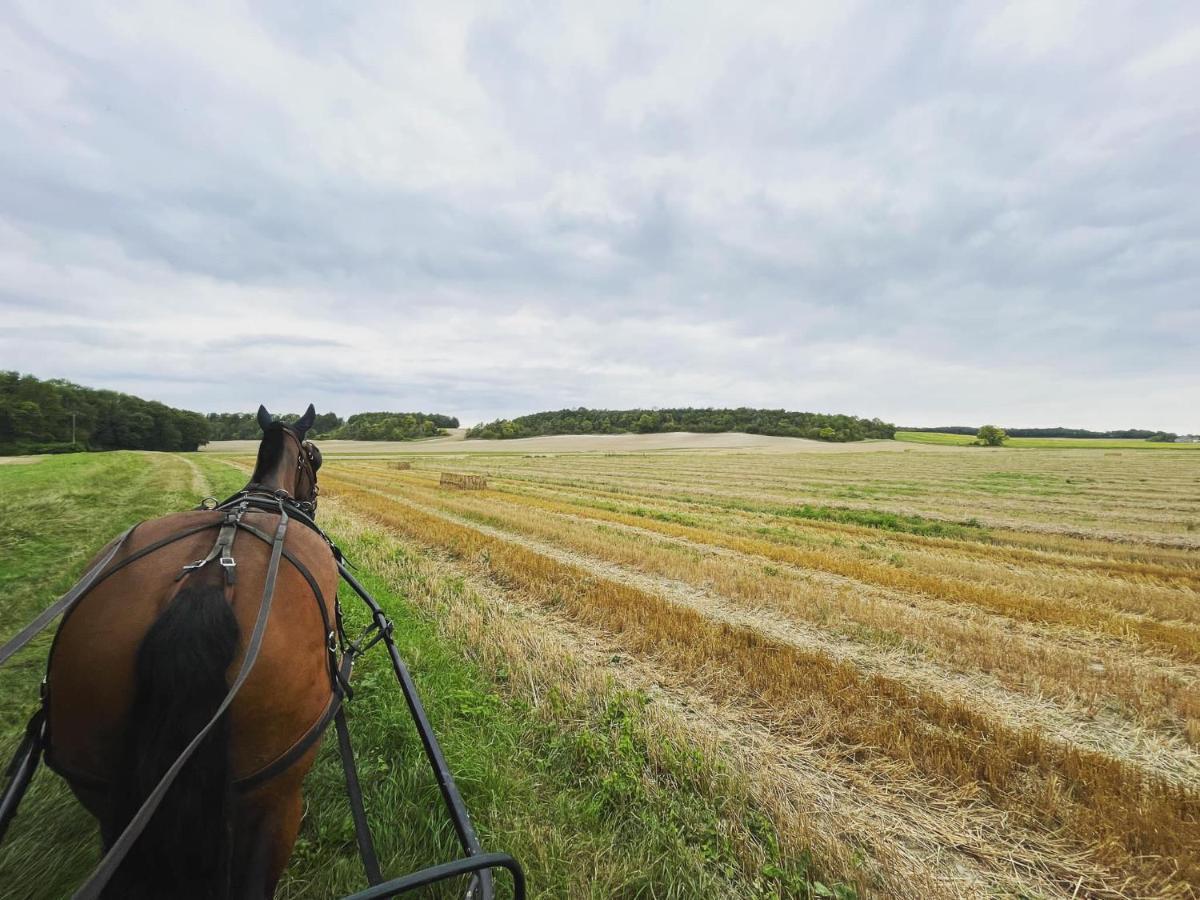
338 562 496 898
340 852 525 900
0 733 41 844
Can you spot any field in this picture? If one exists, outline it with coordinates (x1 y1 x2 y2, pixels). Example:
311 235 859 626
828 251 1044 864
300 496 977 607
896 431 1197 450
2 441 1199 898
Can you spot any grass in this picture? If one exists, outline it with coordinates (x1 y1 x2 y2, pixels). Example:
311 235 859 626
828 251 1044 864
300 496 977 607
896 431 1200 449
0 453 844 899
775 504 987 539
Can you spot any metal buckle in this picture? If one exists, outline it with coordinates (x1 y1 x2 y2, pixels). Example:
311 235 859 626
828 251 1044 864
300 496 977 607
219 556 236 569
199 497 219 510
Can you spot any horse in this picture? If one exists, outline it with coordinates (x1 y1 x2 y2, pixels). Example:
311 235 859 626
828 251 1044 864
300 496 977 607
43 404 339 898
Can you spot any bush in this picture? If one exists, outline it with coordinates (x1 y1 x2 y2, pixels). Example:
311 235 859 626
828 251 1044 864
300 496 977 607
975 425 1008 447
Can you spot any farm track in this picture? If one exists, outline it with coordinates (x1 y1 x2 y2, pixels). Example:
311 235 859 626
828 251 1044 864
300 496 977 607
323 470 1200 896
320 495 1125 899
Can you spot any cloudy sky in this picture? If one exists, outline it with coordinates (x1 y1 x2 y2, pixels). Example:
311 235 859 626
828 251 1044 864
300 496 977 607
2 2 1197 430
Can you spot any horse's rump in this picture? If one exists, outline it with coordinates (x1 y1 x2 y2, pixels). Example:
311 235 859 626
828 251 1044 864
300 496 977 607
45 507 339 802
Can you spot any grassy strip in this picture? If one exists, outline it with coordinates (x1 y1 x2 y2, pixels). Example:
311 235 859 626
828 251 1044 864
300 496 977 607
776 504 986 539
327 475 1200 895
0 452 229 896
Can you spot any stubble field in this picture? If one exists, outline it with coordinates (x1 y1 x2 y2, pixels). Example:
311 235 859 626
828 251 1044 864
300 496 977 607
2 441 1198 898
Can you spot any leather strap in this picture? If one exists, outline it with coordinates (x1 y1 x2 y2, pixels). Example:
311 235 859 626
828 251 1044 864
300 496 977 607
73 504 291 900
335 705 383 886
0 526 137 667
233 653 353 793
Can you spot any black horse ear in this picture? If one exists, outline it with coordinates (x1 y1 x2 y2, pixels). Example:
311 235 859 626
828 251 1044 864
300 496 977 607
295 403 316 436
257 405 273 431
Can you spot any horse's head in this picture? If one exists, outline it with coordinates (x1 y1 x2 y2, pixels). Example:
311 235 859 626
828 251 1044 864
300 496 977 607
251 403 323 512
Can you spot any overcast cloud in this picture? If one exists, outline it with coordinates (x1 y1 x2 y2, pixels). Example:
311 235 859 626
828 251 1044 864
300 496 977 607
1 2 1197 430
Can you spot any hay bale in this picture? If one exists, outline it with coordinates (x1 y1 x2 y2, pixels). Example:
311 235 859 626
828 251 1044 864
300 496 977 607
388 461 412 470
440 472 487 490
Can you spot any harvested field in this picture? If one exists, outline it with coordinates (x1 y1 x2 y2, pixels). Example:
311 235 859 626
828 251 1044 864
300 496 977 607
3 442 1198 897
312 443 1200 898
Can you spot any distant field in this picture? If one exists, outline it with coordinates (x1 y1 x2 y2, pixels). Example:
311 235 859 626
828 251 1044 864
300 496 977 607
204 431 938 456
897 429 1199 449
3 443 1199 897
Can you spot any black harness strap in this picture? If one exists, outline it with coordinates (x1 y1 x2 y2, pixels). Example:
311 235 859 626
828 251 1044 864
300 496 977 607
335 705 383 886
0 526 137 667
72 503 291 900
234 653 353 793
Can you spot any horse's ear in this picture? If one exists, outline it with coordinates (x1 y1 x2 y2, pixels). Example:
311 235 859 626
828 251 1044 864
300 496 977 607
295 403 316 435
257 405 273 432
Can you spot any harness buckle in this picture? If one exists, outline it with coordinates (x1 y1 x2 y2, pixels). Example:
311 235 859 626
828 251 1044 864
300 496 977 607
219 556 236 569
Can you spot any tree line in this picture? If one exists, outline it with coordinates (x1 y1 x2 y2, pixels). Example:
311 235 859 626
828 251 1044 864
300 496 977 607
466 407 896 442
1 372 461 454
205 410 458 441
0 371 208 454
903 425 1179 442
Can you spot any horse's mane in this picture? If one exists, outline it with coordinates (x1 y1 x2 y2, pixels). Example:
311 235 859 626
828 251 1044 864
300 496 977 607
251 423 288 483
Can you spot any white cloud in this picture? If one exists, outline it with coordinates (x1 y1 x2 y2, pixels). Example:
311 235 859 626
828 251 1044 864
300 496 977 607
1 1 1197 431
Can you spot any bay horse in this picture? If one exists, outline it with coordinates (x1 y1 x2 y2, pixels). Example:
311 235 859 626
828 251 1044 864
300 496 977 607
44 404 339 898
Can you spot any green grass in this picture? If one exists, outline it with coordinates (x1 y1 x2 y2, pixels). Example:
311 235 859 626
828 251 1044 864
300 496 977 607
776 504 988 540
0 452 844 898
895 431 1199 449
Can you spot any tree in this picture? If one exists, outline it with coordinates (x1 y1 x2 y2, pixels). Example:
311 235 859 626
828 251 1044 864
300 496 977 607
976 425 1008 446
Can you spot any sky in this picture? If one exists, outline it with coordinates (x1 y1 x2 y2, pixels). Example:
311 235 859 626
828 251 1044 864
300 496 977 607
1 2 1197 431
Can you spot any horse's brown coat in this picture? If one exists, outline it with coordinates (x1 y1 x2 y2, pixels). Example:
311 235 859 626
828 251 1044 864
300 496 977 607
46 420 337 896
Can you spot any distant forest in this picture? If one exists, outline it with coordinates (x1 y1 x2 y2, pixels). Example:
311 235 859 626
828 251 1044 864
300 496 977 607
467 408 896 442
903 426 1179 442
0 372 460 454
204 410 459 441
0 372 207 454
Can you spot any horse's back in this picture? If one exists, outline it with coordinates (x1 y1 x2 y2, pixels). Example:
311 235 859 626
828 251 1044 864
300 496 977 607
46 507 339 800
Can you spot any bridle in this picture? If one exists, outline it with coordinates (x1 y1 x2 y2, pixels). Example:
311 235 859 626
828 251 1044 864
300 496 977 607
240 426 322 515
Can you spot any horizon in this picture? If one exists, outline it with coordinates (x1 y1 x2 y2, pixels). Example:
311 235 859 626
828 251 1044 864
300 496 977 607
8 367 1192 435
2 4 1197 431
